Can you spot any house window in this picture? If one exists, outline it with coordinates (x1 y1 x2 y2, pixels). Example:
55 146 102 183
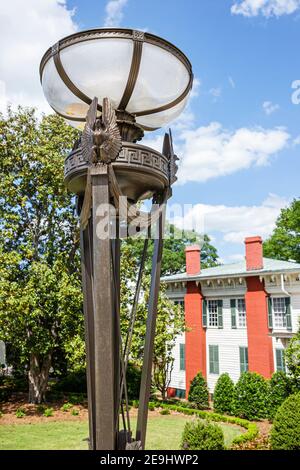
208 300 218 327
174 300 184 308
179 343 185 371
276 349 286 372
237 299 246 328
239 347 248 373
273 298 287 328
209 345 219 374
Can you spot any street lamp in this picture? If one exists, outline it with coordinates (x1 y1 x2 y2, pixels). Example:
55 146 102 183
40 27 193 450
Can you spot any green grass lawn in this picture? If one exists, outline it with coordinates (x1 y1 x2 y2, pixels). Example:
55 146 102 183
0 415 243 450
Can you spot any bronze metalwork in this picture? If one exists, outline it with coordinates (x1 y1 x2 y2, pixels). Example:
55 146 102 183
41 27 186 451
65 97 177 449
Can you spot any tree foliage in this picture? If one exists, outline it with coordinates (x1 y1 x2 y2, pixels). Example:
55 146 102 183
271 393 300 450
284 330 300 390
124 226 218 277
181 420 225 450
0 107 83 402
0 106 219 403
213 373 235 415
268 371 292 420
263 198 300 263
233 372 269 420
188 372 209 409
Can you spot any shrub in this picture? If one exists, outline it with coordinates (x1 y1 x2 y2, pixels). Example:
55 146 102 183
188 373 209 409
233 372 269 420
159 408 170 415
43 407 54 417
126 363 141 401
284 331 300 391
15 408 26 418
268 371 292 419
0 410 3 418
52 371 87 394
61 403 73 412
270 393 300 450
68 394 85 405
71 408 79 416
148 402 156 411
213 373 235 415
132 399 139 409
36 405 46 414
181 419 225 450
0 387 11 402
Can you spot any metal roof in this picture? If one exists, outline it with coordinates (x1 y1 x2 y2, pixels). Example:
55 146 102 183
161 257 300 283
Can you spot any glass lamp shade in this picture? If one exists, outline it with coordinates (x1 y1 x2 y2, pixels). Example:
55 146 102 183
40 28 193 130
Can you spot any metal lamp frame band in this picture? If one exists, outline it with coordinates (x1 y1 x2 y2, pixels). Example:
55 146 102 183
40 28 193 129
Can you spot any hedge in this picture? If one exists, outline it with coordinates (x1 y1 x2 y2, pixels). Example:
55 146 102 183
270 393 300 450
188 372 209 409
181 420 225 450
233 372 269 420
152 401 258 447
213 373 235 415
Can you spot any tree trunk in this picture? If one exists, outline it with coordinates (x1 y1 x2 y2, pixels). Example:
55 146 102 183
28 352 52 404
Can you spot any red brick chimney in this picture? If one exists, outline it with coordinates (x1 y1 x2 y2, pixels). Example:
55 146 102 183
185 245 201 275
245 236 263 271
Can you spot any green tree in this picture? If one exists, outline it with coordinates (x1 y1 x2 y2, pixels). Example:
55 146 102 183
271 393 300 450
263 199 300 263
124 226 218 277
284 330 300 390
181 420 225 450
119 240 185 399
0 107 83 403
188 372 209 409
268 371 292 419
213 373 235 415
151 284 185 399
233 372 269 420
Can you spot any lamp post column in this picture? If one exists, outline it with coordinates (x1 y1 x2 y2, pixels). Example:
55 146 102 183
91 165 116 450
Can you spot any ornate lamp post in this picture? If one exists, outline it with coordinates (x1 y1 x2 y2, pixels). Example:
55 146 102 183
40 28 193 450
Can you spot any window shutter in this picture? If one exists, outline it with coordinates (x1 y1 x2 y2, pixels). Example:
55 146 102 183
285 297 292 330
179 344 185 371
231 299 237 329
209 345 213 373
276 349 285 372
267 297 273 329
217 299 223 329
209 345 219 374
202 298 207 328
215 346 219 374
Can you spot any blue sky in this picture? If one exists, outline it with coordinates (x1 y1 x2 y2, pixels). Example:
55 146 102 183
0 0 299 262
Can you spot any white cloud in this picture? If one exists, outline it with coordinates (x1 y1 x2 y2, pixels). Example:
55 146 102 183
0 0 77 114
174 193 289 244
231 0 300 17
228 76 236 89
176 122 290 184
104 0 128 27
263 101 280 115
293 135 300 145
209 87 222 101
190 77 201 98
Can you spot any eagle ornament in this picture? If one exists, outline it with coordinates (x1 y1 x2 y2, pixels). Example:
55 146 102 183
81 96 122 164
80 97 122 230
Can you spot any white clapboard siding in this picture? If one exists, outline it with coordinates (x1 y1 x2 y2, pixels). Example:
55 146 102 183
168 333 186 391
206 297 248 393
291 294 300 333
